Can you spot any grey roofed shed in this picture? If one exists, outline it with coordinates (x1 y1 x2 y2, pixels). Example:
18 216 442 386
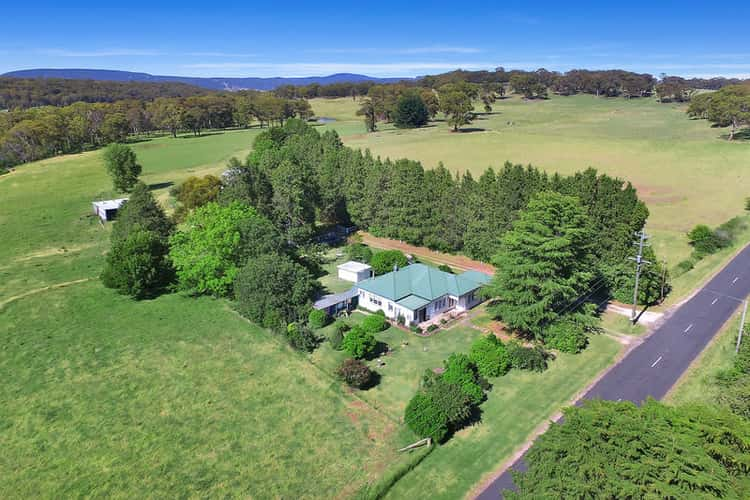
313 288 358 315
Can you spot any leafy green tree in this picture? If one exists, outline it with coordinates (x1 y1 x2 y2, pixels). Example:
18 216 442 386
439 90 474 131
336 358 374 389
270 158 318 245
103 143 142 192
484 192 595 340
420 89 440 118
356 98 377 132
234 253 317 330
308 309 329 329
507 400 750 499
219 158 274 217
345 243 373 264
171 175 222 220
442 353 485 404
101 228 172 299
393 92 429 128
169 202 262 296
341 325 377 359
111 181 174 243
688 84 750 140
285 322 319 352
469 335 511 377
101 112 130 143
370 250 408 275
506 342 549 372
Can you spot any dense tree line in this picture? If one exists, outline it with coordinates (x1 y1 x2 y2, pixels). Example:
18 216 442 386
0 77 207 109
687 84 750 140
220 119 663 308
0 92 312 170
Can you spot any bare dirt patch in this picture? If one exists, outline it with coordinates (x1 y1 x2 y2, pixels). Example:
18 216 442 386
358 231 495 275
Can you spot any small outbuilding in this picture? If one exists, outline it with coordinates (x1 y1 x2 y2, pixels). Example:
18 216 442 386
313 288 359 316
337 261 373 283
92 198 127 222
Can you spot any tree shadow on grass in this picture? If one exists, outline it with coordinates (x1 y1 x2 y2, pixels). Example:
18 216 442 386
455 127 486 133
177 131 225 139
365 341 390 361
148 181 174 191
719 128 750 141
360 370 382 390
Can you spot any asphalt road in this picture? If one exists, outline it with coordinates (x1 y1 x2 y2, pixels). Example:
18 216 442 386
477 244 750 499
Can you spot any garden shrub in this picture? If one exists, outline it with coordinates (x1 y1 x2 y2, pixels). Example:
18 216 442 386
336 358 374 389
405 392 449 443
286 322 318 352
673 258 695 277
345 243 373 264
404 378 473 443
507 342 549 372
362 313 388 333
308 309 329 329
469 334 511 377
545 320 589 353
427 324 439 333
342 326 377 359
687 224 724 256
442 353 485 404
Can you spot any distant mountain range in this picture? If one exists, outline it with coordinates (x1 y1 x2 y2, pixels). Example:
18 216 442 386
0 68 411 91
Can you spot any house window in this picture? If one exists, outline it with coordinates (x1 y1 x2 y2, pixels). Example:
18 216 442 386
388 303 393 311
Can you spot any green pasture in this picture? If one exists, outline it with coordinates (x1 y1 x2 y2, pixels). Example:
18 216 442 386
311 94 750 273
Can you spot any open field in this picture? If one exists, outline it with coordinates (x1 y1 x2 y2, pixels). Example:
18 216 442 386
311 95 750 273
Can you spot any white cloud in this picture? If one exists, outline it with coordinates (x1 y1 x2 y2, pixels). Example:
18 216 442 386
40 48 164 57
309 46 483 55
181 61 498 77
185 51 257 57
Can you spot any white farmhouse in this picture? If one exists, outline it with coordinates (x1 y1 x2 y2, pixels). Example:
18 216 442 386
356 263 491 325
337 261 373 283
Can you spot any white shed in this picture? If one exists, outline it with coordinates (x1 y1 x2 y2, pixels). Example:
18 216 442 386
92 198 128 222
337 261 373 283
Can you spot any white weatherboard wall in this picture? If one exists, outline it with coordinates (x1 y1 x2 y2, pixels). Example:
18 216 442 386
337 261 373 283
358 290 414 323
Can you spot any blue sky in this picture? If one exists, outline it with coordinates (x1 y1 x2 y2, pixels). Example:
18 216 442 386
2 1 749 78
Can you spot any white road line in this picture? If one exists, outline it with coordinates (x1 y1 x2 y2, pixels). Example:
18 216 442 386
651 356 663 368
684 324 693 333
711 298 719 305
732 277 739 284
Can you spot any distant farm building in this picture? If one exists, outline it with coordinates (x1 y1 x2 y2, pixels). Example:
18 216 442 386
337 261 373 283
92 198 127 221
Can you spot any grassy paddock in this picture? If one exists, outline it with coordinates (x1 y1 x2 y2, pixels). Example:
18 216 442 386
311 95 750 274
0 283 402 498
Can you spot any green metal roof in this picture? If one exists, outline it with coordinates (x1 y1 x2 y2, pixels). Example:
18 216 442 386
356 263 491 310
396 294 431 310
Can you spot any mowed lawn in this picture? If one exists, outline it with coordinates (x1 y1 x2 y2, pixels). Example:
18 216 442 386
312 313 623 498
0 128 407 498
311 95 750 270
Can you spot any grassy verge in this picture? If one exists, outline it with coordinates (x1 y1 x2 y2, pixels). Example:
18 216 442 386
600 310 647 336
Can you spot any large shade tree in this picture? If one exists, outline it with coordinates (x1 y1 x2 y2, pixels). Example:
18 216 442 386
484 191 595 340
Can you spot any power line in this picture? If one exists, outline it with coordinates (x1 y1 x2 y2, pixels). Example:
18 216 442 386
629 231 651 322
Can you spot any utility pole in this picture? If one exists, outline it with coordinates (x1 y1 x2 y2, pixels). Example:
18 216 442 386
660 260 668 304
629 231 651 322
736 299 748 354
